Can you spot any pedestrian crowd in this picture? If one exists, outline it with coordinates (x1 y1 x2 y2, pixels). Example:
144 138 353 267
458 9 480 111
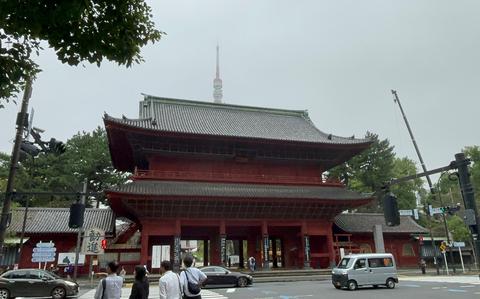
94 254 207 299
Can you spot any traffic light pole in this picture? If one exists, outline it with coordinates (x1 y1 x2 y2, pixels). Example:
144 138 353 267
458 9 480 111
0 80 32 252
391 90 454 273
455 153 480 270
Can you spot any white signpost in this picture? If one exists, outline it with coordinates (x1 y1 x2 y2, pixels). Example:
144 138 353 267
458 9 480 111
32 242 56 266
82 228 105 255
453 242 466 273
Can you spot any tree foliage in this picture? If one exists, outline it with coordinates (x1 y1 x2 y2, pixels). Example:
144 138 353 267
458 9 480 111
0 127 128 207
0 0 164 105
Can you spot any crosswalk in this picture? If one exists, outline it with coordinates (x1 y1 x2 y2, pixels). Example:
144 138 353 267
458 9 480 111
79 287 228 299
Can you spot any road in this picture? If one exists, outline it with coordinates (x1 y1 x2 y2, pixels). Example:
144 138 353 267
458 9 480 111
79 276 480 299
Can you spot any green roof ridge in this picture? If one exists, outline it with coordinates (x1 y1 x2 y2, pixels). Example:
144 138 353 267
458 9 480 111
142 94 309 118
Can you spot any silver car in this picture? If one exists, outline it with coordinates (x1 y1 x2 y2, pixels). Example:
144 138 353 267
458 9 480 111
331 253 398 290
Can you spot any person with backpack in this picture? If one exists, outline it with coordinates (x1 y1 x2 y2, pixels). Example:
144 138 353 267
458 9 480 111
94 261 124 299
129 265 149 299
179 254 207 299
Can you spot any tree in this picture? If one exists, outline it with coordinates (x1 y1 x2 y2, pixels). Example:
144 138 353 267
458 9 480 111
390 157 426 210
0 127 128 207
0 0 164 105
447 215 471 242
328 132 396 211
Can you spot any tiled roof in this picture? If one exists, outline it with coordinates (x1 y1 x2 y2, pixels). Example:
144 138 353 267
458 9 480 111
104 95 371 145
334 213 428 234
108 180 371 201
8 208 115 235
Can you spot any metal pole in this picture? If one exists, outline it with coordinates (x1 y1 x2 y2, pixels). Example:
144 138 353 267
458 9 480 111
458 246 465 273
455 152 480 270
73 180 87 281
443 252 449 275
391 90 443 274
0 80 32 251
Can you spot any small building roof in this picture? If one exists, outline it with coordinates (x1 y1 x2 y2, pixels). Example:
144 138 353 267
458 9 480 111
105 95 371 145
8 208 116 235
108 180 372 201
334 213 428 234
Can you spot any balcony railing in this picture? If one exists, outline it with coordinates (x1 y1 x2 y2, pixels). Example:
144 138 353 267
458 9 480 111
133 169 344 186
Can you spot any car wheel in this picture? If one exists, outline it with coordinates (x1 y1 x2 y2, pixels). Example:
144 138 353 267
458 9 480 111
0 288 9 299
386 278 396 289
347 280 357 291
51 287 66 299
237 277 248 287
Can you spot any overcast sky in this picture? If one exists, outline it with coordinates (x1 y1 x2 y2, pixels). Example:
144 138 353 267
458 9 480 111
1 0 478 177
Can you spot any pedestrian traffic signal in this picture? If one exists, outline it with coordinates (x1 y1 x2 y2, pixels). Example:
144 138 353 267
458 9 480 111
383 192 400 226
101 239 107 250
68 202 85 229
48 138 66 155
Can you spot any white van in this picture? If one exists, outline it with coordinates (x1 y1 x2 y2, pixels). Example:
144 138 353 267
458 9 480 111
331 253 398 290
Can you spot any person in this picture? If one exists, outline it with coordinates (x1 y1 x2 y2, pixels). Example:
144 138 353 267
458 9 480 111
159 260 181 299
65 263 73 279
120 266 127 278
129 265 149 299
248 256 256 272
180 254 207 299
419 258 426 275
94 261 124 299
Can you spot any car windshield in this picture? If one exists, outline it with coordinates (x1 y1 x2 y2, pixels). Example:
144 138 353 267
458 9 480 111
337 258 354 269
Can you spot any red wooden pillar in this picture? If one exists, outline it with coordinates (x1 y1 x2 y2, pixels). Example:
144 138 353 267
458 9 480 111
140 226 149 265
327 226 335 267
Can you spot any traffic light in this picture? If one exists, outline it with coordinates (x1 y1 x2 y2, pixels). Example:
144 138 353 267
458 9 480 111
49 138 66 155
446 204 461 215
101 239 107 250
20 141 41 157
68 202 85 229
383 192 400 226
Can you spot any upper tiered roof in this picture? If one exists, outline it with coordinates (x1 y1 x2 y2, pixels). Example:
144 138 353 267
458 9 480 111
105 95 371 145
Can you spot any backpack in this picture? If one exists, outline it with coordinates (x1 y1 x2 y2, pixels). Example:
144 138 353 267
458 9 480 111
183 270 201 295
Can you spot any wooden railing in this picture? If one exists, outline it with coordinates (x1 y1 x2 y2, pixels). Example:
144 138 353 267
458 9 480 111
133 169 344 186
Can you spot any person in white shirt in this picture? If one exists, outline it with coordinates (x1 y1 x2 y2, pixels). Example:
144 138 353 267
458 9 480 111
179 254 207 299
159 260 181 299
94 261 124 299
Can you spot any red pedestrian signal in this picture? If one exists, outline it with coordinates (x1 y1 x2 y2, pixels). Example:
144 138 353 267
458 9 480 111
101 239 107 250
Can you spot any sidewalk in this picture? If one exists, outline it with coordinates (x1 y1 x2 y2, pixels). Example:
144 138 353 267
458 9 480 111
400 275 480 285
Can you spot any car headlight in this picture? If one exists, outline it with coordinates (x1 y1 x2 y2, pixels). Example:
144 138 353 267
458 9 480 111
65 281 77 287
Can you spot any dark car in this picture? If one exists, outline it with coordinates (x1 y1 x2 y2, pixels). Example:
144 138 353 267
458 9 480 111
0 269 79 299
200 266 253 288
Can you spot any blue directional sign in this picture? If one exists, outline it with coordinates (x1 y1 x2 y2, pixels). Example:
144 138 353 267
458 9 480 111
32 242 56 263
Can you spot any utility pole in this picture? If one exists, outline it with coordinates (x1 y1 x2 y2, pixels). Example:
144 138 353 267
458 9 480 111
391 90 453 274
0 80 32 251
73 180 87 281
455 153 480 269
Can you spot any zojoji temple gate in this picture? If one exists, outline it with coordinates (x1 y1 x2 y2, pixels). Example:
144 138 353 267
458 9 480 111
105 96 372 270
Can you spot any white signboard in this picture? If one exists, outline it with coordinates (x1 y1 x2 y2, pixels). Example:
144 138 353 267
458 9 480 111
413 208 419 220
151 245 170 268
58 252 85 265
429 205 444 216
32 242 56 263
399 210 413 216
82 228 105 255
453 242 466 248
228 255 240 264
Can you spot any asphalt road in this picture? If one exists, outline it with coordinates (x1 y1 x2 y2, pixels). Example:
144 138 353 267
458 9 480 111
79 277 480 299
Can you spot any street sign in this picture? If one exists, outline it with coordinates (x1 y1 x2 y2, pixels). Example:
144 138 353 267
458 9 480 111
33 247 57 253
399 210 413 216
429 205 444 216
32 242 56 263
413 208 419 220
36 242 55 248
82 228 105 255
439 242 447 253
453 242 466 248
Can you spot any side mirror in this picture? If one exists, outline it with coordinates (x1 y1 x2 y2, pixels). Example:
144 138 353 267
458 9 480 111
225 271 229 274
42 277 49 281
